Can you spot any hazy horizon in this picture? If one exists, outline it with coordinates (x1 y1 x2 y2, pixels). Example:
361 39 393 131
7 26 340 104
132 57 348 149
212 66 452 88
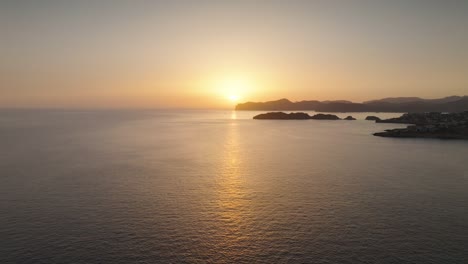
0 94 467 111
2 0 468 108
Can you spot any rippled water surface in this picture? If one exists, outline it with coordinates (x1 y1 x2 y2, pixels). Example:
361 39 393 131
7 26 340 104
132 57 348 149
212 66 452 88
1 110 468 263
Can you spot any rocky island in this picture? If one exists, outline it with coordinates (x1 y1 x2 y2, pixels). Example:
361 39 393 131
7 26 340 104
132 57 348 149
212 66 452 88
253 112 340 120
253 112 311 120
365 116 381 121
373 112 468 139
311 113 341 120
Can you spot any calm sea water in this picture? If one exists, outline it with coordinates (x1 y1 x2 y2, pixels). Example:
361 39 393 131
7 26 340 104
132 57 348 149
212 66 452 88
1 110 467 264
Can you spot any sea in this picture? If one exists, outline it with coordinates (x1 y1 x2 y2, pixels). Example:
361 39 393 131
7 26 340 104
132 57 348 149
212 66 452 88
1 109 467 264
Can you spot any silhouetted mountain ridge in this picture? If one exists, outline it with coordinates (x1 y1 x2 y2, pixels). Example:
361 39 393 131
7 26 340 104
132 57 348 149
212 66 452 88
235 96 468 113
363 96 463 104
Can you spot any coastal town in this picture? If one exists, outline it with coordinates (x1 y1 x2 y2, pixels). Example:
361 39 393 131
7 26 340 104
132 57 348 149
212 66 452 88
374 111 468 139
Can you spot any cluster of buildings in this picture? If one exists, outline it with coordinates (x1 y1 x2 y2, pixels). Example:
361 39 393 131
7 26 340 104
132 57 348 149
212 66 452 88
374 111 468 139
401 112 468 125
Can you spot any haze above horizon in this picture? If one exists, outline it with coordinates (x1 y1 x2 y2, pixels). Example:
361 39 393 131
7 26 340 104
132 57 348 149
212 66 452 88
2 0 468 109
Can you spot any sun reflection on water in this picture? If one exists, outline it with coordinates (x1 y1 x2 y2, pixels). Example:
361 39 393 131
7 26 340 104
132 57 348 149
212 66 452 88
230 110 237 120
211 121 256 260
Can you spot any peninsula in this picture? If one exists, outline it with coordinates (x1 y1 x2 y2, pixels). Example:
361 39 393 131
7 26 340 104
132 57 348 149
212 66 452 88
373 112 468 139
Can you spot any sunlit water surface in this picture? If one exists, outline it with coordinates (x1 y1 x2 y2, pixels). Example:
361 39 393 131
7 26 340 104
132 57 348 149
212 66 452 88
1 110 467 263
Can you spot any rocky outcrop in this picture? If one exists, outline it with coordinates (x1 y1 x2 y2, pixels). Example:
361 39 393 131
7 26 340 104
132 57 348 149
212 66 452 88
373 127 468 139
365 116 381 121
344 116 356 120
310 114 340 120
253 112 311 120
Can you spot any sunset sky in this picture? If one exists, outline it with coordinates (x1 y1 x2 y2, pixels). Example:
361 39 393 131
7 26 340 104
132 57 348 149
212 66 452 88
2 0 468 109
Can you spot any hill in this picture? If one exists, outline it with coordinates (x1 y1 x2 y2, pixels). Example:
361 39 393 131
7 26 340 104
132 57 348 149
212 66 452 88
235 96 468 112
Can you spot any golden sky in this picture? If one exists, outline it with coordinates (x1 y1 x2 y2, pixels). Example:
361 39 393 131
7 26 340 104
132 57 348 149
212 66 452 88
2 1 468 108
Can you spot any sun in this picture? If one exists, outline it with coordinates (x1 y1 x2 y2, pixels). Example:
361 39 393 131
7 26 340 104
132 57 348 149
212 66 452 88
217 77 250 103
228 94 240 102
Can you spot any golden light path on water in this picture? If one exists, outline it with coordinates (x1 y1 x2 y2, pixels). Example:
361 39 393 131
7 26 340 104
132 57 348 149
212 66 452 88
230 110 237 120
210 119 257 261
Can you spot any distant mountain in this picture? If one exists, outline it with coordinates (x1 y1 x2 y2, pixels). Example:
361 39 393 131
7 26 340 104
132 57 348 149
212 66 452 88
322 100 353 104
364 96 462 104
234 98 296 111
235 96 468 113
364 97 424 104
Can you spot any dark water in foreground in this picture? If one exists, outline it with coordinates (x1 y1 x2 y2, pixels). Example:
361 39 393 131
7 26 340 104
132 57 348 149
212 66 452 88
1 110 467 264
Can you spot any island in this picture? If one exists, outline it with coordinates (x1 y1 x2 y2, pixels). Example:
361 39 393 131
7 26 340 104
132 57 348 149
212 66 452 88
253 112 340 120
311 113 341 120
253 112 311 120
344 116 356 120
365 116 381 121
373 112 468 139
